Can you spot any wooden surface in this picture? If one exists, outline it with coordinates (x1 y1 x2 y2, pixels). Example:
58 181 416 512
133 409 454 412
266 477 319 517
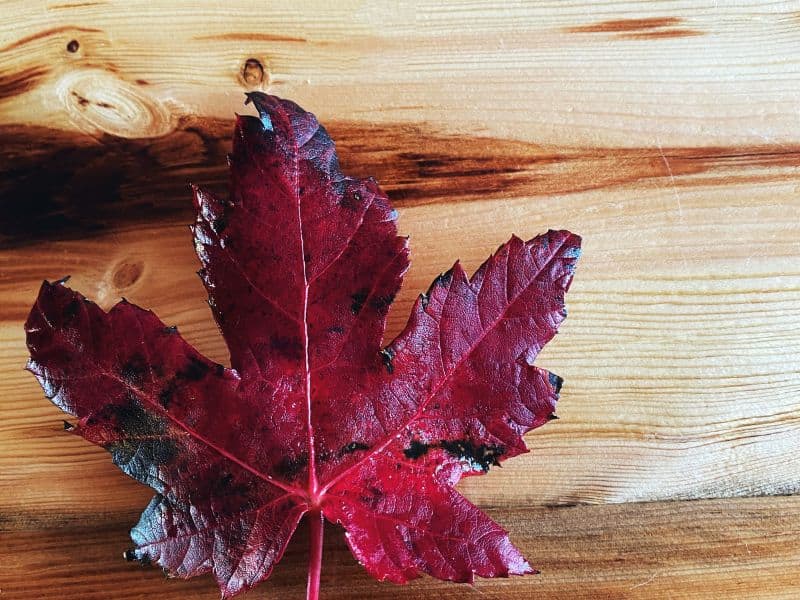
1 1 799 598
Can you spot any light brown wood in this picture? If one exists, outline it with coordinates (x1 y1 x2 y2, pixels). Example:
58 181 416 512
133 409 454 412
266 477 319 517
3 186 799 513
4 497 800 599
1 1 799 598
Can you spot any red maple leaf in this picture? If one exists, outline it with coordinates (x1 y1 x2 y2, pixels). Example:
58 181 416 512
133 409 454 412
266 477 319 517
25 94 581 599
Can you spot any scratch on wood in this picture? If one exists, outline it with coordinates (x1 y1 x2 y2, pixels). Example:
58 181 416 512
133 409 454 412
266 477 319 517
630 573 657 589
656 137 683 219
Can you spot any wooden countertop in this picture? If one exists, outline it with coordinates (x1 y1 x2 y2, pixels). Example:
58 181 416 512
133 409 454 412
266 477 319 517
1 1 799 598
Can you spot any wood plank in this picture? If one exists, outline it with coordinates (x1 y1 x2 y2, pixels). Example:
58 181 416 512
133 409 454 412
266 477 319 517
2 117 799 248
3 496 799 599
2 178 799 513
1 1 800 147
1 1 799 598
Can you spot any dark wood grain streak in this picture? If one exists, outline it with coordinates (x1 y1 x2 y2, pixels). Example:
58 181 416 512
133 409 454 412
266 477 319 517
0 120 230 249
566 17 703 39
48 1 109 9
0 66 51 100
1 120 798 249
3 497 799 599
0 25 101 52
567 17 684 33
619 28 704 39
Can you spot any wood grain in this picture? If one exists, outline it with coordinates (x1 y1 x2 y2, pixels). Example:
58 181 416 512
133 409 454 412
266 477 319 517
1 0 799 598
3 182 798 512
3 497 800 599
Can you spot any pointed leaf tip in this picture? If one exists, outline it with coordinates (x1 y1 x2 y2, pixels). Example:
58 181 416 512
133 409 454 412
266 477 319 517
243 92 274 131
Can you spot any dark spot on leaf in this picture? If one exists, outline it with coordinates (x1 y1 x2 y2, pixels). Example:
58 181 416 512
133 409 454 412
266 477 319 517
371 293 395 313
339 189 362 210
328 325 344 335
421 270 453 305
63 299 80 322
403 439 429 459
269 334 303 360
548 372 564 394
434 269 452 288
359 485 383 509
440 439 506 472
275 453 308 480
158 380 176 408
380 347 395 374
304 252 311 264
120 354 148 387
107 437 178 485
339 441 369 456
350 289 368 315
178 356 209 381
103 399 166 437
212 215 227 234
359 494 380 509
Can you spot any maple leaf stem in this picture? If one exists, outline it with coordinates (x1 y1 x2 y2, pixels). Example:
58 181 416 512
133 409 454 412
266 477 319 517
306 509 324 600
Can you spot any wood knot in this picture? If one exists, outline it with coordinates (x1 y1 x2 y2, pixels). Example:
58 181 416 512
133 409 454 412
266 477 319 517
66 39 80 53
57 69 173 138
112 260 144 290
241 58 266 88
